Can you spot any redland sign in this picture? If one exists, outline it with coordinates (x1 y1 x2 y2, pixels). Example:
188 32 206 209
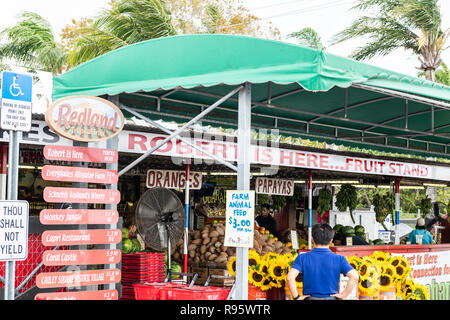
46 95 124 142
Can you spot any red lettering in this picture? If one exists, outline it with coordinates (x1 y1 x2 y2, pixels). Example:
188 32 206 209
156 171 163 187
128 134 148 152
261 148 272 163
319 155 329 169
420 166 429 177
364 160 373 172
195 141 209 156
354 159 363 172
213 143 227 159
150 137 172 153
378 161 386 173
306 154 318 167
280 150 293 165
346 158 354 170
147 171 155 187
388 163 396 174
57 103 72 129
176 140 192 155
295 153 305 166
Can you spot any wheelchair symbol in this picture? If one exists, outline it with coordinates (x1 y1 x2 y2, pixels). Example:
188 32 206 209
9 76 24 97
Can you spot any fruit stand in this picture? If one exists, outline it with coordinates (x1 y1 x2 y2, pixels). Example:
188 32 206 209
47 34 450 301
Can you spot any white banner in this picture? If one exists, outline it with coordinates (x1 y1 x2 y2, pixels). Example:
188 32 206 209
392 250 450 300
10 120 450 182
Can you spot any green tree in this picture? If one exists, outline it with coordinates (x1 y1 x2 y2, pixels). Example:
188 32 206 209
64 0 176 67
0 12 66 75
165 0 280 39
332 0 450 81
288 27 326 50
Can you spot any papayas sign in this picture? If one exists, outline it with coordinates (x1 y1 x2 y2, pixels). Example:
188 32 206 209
45 95 124 142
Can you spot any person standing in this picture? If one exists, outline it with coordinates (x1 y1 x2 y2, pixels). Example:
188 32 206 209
286 223 359 300
408 218 433 244
255 204 278 237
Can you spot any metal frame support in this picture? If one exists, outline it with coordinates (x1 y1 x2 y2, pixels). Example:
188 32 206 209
5 130 19 300
118 85 242 177
120 105 238 172
235 83 251 300
308 170 313 249
394 177 401 245
183 163 190 279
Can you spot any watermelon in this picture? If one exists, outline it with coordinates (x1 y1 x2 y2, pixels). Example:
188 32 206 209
373 239 384 245
122 239 133 253
171 261 182 278
342 226 355 236
354 225 365 234
333 224 344 234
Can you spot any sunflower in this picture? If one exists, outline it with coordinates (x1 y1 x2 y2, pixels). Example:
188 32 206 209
248 250 261 269
404 293 422 300
401 278 416 300
259 276 273 291
358 274 380 295
268 257 288 281
227 256 236 277
347 256 362 271
358 260 371 278
248 267 265 288
381 264 396 278
366 263 381 279
389 256 410 279
412 283 431 300
370 251 391 263
379 273 395 289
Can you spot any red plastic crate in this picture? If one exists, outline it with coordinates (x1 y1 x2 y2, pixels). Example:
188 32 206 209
166 286 231 300
133 282 188 300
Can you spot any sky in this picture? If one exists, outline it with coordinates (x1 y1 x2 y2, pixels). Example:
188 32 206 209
0 0 449 78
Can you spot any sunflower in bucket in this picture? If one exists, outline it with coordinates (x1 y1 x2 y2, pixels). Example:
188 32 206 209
358 273 380 296
404 281 430 300
248 266 265 287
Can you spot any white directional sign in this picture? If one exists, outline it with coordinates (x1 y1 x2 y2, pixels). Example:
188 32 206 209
1 71 33 131
0 201 29 261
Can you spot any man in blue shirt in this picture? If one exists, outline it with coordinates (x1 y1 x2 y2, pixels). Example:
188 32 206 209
408 218 433 244
286 223 359 300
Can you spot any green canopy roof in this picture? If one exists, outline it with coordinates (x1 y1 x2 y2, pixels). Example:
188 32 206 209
53 34 450 159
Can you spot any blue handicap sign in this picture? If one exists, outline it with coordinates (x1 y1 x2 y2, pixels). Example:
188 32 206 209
1 71 33 102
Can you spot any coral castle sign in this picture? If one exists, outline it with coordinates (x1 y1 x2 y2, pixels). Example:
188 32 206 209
46 95 124 142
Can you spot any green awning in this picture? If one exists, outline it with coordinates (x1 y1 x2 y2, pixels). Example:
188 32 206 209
52 34 450 159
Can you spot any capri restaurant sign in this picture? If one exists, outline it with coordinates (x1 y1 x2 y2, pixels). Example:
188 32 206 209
46 95 124 142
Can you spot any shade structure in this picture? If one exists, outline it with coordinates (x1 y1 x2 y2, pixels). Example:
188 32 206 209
53 34 450 159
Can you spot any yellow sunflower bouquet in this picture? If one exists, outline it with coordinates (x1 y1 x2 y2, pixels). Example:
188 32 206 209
346 251 429 300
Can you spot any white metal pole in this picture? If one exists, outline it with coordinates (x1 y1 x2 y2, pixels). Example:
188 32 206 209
183 163 190 282
235 83 251 300
5 130 19 300
308 170 312 249
394 177 401 245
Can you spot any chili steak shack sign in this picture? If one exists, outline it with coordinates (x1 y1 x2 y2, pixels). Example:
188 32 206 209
46 95 124 142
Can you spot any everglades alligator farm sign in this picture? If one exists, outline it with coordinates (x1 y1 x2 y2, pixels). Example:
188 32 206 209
46 95 124 142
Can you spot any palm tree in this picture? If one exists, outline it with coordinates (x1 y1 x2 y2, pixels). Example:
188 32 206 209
288 27 326 50
0 12 66 75
332 0 449 81
65 0 176 67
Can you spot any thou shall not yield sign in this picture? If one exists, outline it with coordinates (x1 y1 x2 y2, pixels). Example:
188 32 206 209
0 201 29 261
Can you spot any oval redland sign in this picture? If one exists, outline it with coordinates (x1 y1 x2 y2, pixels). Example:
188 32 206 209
46 95 125 142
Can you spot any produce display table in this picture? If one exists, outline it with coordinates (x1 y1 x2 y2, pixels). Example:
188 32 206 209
330 243 450 256
331 244 450 300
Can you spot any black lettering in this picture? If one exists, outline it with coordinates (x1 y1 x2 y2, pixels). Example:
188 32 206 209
43 126 59 143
